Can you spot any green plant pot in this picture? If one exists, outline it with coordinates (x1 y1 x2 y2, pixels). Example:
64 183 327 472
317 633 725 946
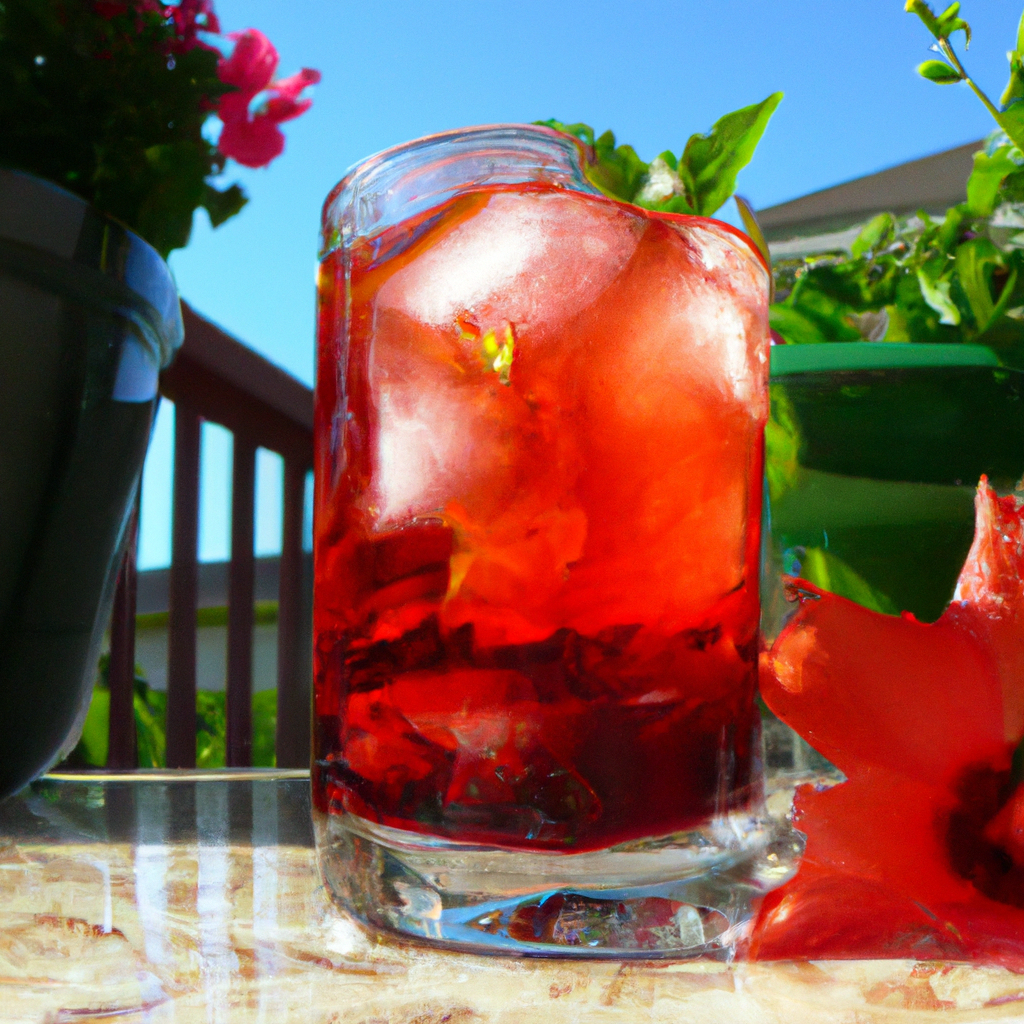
0 169 182 798
764 342 1024 629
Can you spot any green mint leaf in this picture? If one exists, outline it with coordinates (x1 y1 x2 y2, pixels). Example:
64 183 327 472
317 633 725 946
917 59 963 83
536 119 595 149
590 129 649 203
906 0 941 38
851 212 895 257
679 92 783 217
202 182 248 228
966 145 1018 217
916 269 962 325
537 121 650 204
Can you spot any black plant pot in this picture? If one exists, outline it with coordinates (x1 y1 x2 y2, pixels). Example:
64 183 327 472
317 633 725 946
0 169 182 798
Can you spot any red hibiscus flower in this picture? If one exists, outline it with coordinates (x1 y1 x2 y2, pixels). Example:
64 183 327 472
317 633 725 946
216 29 320 169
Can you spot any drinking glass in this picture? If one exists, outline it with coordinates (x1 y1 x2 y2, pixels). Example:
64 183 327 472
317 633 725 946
313 125 782 955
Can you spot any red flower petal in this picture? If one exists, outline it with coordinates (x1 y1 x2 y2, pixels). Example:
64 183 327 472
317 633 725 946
217 28 277 96
261 95 313 126
217 114 285 169
267 67 322 102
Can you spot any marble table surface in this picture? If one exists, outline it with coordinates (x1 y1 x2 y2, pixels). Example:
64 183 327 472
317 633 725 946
2 770 1024 1023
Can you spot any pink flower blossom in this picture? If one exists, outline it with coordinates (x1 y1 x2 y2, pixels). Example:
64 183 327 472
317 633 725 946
216 29 320 169
166 0 221 51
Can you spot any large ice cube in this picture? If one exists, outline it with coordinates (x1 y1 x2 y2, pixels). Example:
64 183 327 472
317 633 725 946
366 190 640 542
378 190 644 339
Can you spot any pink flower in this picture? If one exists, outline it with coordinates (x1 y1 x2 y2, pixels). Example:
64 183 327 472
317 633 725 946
216 29 320 169
166 0 221 51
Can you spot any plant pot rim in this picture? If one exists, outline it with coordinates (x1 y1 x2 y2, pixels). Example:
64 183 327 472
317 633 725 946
769 341 1001 378
0 167 182 367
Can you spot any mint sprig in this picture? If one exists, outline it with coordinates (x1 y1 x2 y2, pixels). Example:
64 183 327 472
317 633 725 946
537 92 782 219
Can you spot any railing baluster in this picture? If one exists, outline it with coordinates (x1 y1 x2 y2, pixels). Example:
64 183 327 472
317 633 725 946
227 435 256 767
107 501 139 769
276 459 309 768
166 404 201 769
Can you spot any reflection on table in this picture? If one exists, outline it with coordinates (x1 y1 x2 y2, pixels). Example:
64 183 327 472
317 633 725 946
1 772 1023 1022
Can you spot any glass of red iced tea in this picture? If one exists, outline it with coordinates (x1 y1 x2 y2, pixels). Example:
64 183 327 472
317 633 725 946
313 125 780 955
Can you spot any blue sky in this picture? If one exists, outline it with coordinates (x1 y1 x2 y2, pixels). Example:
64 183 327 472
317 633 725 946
139 0 1023 569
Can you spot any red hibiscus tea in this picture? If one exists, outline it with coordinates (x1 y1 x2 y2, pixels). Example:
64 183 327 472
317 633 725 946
312 126 776 955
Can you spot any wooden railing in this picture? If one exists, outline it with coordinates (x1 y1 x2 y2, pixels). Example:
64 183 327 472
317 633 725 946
106 303 314 770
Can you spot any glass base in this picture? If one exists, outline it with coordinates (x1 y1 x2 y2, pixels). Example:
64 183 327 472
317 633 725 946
316 810 801 958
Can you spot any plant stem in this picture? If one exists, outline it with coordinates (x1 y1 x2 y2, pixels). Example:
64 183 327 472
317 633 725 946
940 38 1004 123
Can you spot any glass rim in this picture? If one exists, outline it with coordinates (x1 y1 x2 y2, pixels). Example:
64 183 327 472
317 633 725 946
319 123 594 255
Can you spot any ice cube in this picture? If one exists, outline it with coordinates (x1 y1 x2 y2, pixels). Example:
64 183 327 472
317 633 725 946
377 190 644 340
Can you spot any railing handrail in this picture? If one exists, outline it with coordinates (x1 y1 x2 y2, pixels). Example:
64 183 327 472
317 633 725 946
160 303 313 465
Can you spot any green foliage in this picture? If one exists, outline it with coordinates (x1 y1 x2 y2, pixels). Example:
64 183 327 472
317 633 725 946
916 59 962 84
68 653 278 769
966 147 1018 217
773 2 1024 363
770 6 1024 361
799 548 900 616
537 91 782 219
770 189 1024 363
0 0 243 256
908 1 1024 151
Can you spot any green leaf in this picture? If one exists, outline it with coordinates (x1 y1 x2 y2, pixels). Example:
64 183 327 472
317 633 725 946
76 688 110 767
954 236 1001 329
966 145 1019 217
937 203 969 252
1001 53 1024 108
851 213 895 257
917 59 963 84
733 194 772 285
1001 167 1024 202
538 121 650 204
765 385 801 502
536 119 595 149
906 0 941 38
589 129 648 203
800 548 900 615
998 101 1024 153
680 92 783 216
769 305 830 345
916 269 962 325
982 265 1019 336
202 182 248 228
935 3 971 47
252 690 277 768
